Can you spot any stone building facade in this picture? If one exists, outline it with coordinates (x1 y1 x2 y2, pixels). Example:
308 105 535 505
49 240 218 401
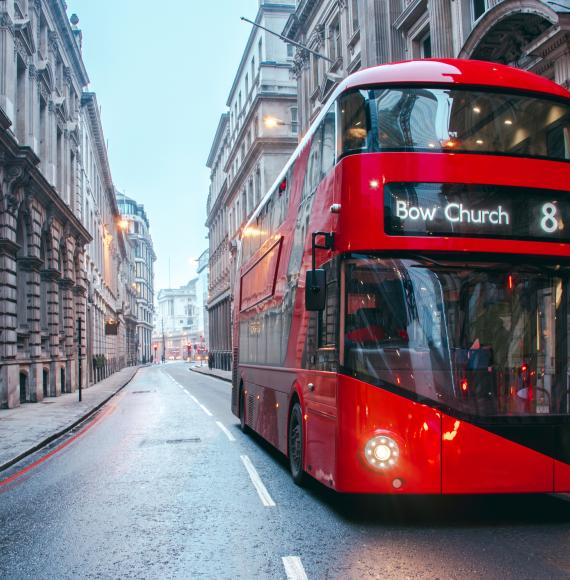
205 113 231 370
0 1 146 407
154 280 203 361
80 92 132 383
0 0 92 406
206 0 298 370
117 192 155 364
284 0 570 134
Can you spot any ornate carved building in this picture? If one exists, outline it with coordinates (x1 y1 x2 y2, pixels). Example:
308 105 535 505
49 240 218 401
284 0 570 134
0 1 143 407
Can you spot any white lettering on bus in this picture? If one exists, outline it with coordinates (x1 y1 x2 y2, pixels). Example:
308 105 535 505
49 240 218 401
396 199 510 226
444 203 509 225
396 201 437 221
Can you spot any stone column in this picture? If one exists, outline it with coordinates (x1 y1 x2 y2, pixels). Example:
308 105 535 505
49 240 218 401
58 279 73 392
360 0 387 66
27 65 39 153
73 248 87 389
0 237 18 407
40 269 56 396
553 41 570 91
428 0 454 58
47 100 56 186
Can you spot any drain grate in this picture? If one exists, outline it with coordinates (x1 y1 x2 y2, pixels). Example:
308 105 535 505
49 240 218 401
140 437 201 447
132 390 153 394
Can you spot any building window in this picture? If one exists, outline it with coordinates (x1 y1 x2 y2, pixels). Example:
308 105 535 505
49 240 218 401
290 107 298 135
420 32 431 58
258 38 263 64
329 17 341 62
245 73 249 97
473 0 488 21
287 43 294 57
350 0 359 33
251 56 255 81
312 53 320 92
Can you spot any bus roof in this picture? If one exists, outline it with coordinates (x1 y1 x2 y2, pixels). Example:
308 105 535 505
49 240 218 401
340 59 570 100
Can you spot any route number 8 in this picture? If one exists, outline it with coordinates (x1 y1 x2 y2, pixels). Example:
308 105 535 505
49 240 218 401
541 202 559 234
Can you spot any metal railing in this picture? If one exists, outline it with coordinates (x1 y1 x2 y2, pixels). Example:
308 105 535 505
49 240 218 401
208 350 232 371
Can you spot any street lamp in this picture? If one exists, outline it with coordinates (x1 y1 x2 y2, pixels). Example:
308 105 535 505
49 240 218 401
118 218 129 231
263 115 288 128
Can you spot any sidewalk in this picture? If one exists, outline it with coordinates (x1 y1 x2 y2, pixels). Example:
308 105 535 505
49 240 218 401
190 364 232 383
0 365 140 471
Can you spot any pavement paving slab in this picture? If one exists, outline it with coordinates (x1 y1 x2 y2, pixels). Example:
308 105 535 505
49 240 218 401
189 364 232 383
0 365 140 471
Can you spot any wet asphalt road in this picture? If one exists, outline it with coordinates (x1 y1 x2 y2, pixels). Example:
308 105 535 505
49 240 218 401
0 362 569 579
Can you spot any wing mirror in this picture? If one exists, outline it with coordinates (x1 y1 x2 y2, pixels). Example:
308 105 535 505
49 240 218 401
305 232 334 312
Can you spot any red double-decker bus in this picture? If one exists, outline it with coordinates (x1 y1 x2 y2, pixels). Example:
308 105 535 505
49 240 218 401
232 59 570 494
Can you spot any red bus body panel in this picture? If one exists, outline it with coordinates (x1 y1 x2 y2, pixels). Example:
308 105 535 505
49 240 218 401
441 416 553 494
234 59 570 494
335 375 441 493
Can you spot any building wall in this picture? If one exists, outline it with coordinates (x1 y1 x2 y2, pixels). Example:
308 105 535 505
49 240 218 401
0 1 142 406
80 92 129 383
154 280 203 360
285 0 570 134
196 248 209 347
0 0 92 407
206 0 298 371
117 193 155 364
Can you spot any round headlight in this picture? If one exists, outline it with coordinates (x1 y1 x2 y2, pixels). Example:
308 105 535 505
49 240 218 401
364 435 399 470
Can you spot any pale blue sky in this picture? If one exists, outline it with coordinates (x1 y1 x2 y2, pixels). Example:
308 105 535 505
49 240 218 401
67 0 259 291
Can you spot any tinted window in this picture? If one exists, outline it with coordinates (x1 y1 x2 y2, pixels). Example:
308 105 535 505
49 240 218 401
340 87 570 161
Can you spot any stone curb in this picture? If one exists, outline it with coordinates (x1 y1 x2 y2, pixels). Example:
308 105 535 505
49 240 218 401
0 367 140 473
189 366 232 383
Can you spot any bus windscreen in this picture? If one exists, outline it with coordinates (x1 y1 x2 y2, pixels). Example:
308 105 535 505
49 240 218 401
340 87 570 161
342 255 570 418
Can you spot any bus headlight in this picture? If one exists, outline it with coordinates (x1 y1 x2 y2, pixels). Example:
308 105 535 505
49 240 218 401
364 435 399 469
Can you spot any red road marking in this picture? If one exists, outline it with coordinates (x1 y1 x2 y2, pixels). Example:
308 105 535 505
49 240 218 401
0 401 117 489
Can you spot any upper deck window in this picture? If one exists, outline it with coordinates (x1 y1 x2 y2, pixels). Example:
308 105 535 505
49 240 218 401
339 87 570 162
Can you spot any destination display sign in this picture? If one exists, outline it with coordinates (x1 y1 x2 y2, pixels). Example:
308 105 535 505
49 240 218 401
384 182 570 242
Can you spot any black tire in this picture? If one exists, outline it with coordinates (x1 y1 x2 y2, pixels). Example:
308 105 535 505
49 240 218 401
239 387 250 434
288 402 306 486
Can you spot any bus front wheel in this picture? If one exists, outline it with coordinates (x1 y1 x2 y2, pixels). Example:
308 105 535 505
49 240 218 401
288 402 306 486
239 387 250 434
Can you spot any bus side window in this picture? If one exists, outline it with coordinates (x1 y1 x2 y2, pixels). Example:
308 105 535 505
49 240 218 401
322 106 336 176
302 121 324 200
339 90 367 156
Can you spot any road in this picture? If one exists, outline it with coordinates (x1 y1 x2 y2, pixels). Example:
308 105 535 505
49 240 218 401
1 362 569 579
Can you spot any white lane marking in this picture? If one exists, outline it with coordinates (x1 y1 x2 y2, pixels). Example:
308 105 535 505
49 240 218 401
240 455 275 507
215 421 236 442
188 394 213 417
282 556 308 580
